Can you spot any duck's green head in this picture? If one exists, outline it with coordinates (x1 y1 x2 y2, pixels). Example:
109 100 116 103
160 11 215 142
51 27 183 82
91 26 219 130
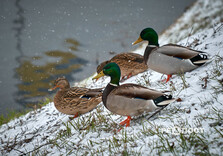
93 62 121 85
132 27 159 46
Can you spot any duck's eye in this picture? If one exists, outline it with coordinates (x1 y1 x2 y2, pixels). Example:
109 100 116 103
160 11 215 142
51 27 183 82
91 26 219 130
140 31 146 37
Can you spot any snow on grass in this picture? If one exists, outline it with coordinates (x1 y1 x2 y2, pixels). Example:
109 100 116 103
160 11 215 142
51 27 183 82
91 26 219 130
1 1 223 155
159 0 223 45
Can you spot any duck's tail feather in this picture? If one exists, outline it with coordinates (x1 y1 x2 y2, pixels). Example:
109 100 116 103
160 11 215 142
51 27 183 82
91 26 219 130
191 53 209 66
153 95 175 107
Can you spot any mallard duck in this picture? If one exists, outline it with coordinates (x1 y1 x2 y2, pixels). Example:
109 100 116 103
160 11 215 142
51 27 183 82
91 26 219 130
49 77 103 119
132 27 209 82
93 63 175 127
97 52 148 81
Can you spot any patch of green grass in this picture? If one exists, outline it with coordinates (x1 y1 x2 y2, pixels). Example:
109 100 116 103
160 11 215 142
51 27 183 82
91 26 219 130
0 98 52 126
0 109 30 126
178 73 189 89
37 98 52 108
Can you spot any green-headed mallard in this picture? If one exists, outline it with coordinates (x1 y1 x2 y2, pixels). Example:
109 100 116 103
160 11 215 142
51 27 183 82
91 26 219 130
49 77 103 119
132 28 209 82
97 52 148 81
93 63 175 127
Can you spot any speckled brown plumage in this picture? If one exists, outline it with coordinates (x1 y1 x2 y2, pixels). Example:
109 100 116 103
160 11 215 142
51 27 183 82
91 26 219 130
51 77 103 116
97 53 148 79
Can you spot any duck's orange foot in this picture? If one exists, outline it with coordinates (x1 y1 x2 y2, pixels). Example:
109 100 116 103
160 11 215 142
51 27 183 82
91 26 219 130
119 116 131 127
117 116 132 132
69 112 79 120
162 75 172 83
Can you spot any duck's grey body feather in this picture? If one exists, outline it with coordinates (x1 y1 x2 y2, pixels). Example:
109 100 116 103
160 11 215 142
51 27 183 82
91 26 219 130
144 44 209 75
103 83 174 116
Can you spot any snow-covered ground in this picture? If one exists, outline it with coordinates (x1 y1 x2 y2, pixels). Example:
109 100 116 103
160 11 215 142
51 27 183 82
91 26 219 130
159 0 223 45
1 0 223 155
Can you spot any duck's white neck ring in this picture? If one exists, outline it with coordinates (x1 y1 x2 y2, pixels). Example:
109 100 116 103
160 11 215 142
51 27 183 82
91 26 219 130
147 45 157 48
109 83 118 86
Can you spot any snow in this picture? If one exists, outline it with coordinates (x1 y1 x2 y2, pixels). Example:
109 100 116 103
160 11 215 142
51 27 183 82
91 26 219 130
1 0 223 155
159 0 223 45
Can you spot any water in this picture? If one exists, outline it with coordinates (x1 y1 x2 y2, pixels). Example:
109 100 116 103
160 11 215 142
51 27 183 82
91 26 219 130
0 0 195 116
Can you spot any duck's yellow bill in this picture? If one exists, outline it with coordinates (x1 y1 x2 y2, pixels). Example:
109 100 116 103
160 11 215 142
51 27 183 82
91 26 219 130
132 36 143 45
92 71 105 81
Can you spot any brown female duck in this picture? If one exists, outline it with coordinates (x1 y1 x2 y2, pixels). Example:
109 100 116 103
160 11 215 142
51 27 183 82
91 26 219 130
49 77 103 119
97 52 148 80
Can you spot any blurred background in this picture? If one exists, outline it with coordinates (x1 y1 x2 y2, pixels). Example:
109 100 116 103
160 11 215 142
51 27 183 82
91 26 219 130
0 0 195 116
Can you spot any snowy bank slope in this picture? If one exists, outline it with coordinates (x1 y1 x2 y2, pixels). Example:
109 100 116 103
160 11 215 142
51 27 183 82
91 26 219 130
1 2 223 156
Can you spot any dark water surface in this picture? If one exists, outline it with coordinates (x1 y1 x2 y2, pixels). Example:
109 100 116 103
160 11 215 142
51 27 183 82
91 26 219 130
0 0 195 115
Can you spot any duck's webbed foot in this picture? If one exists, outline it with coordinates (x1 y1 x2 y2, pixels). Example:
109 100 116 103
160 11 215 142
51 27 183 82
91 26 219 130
69 112 79 120
119 116 131 127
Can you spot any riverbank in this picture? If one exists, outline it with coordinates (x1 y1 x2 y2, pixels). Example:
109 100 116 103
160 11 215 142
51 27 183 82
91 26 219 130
1 0 223 155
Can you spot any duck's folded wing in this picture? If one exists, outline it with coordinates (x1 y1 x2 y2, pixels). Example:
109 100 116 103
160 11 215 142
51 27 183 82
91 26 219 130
85 88 103 97
112 53 144 62
64 87 103 98
64 87 89 98
110 83 164 100
157 44 202 59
